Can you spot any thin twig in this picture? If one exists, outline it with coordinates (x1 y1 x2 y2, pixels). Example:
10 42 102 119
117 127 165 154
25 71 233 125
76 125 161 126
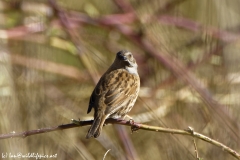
102 149 111 160
0 119 239 159
193 138 200 160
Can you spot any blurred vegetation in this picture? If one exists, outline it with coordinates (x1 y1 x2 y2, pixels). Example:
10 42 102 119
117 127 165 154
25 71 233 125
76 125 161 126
0 0 240 159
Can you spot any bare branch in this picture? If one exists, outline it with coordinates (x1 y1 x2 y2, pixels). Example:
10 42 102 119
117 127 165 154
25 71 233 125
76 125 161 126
0 119 239 159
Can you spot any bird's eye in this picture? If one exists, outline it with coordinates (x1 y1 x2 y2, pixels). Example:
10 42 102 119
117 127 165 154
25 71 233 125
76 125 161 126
117 53 121 58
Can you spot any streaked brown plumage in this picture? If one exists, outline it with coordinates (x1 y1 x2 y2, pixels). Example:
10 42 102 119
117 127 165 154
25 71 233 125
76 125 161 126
86 50 140 139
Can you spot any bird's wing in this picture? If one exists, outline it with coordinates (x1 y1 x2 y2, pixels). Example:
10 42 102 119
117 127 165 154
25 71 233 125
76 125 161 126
87 91 95 114
87 74 104 114
103 69 139 115
87 69 139 115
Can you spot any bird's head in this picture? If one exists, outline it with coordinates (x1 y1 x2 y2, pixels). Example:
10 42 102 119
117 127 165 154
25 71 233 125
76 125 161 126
113 50 138 75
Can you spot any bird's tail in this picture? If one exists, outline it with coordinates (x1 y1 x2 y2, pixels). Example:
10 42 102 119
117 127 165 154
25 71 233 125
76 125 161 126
86 115 106 139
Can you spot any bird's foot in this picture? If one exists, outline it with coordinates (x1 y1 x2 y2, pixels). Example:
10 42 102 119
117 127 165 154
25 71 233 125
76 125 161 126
71 118 81 125
128 119 140 133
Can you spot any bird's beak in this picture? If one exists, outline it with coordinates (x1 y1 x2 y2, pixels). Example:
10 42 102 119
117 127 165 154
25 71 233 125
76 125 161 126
118 54 128 61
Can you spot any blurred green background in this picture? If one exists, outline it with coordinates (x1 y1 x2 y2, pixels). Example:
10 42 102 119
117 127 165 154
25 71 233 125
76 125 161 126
0 0 240 159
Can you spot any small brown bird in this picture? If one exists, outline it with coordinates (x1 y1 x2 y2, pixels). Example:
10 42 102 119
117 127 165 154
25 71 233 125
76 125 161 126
86 50 140 139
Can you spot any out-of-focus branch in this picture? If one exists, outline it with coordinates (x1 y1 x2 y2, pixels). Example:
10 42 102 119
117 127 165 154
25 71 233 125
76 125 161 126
151 44 224 94
115 126 140 160
68 12 240 43
157 15 240 42
156 0 187 14
48 0 80 49
139 39 239 140
113 0 134 13
0 119 239 159
0 22 45 39
48 0 100 83
9 54 87 81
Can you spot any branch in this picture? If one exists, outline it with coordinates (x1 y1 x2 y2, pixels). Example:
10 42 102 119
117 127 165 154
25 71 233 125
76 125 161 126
0 119 239 159
10 54 88 81
48 0 100 84
151 44 224 94
158 15 240 42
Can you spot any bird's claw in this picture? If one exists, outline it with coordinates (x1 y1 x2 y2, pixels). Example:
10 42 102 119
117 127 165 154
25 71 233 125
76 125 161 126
128 119 140 133
71 118 81 125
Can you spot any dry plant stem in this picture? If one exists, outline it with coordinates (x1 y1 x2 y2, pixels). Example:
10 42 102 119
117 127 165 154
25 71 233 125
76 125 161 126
48 0 100 83
0 119 239 160
115 126 140 160
102 149 111 160
193 138 200 160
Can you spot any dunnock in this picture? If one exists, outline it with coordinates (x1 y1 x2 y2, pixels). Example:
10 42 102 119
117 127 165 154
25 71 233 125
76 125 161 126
86 50 140 138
